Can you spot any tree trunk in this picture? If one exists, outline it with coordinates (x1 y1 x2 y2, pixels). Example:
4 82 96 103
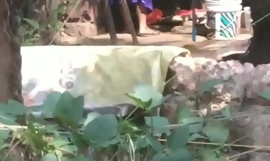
0 0 22 103
240 0 270 66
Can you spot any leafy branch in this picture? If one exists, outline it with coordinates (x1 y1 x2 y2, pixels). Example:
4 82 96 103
0 80 266 161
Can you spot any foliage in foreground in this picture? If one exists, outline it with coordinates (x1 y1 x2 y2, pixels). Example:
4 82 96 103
0 81 232 161
18 1 73 46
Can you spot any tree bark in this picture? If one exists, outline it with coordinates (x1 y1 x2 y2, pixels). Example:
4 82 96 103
240 0 270 66
0 0 22 103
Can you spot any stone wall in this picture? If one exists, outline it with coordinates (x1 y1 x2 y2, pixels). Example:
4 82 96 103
62 0 103 38
164 56 270 161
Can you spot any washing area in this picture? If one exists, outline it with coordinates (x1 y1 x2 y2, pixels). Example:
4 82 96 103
4 0 269 160
21 45 190 110
24 0 253 117
20 42 269 161
19 5 259 158
21 41 247 112
22 0 254 107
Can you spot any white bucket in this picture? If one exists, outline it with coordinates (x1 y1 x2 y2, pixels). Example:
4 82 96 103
205 0 242 40
244 7 253 30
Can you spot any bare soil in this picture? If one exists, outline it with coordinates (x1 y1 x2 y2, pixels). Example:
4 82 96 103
56 31 252 59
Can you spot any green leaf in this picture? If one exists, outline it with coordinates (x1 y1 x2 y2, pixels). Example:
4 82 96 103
60 156 71 161
72 154 91 161
168 149 192 161
151 149 192 161
18 26 27 36
175 103 194 123
30 105 43 113
44 124 58 133
0 100 25 117
53 91 84 127
180 117 204 133
101 135 121 147
188 123 204 134
83 114 118 146
83 112 101 127
167 125 189 151
180 117 204 125
146 133 163 153
151 153 167 161
22 40 35 46
23 121 48 150
174 104 203 133
144 116 170 135
259 87 270 100
70 131 88 150
221 106 232 120
23 129 48 150
202 121 229 144
59 145 78 155
100 135 121 147
49 139 70 148
188 133 207 142
199 148 220 161
0 113 18 126
23 18 39 30
0 142 9 151
27 121 36 133
125 93 152 110
4 100 25 116
42 91 62 118
198 79 223 95
135 135 148 150
41 153 58 161
126 84 163 110
0 130 10 140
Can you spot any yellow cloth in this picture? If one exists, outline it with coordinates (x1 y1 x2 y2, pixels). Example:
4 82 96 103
21 46 190 108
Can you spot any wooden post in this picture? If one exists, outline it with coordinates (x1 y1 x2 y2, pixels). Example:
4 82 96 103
104 0 118 45
191 0 197 41
119 0 139 45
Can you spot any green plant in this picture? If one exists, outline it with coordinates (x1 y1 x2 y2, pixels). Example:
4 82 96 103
0 80 233 161
18 2 68 46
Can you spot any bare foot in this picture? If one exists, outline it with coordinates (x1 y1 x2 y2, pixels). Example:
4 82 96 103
138 27 160 36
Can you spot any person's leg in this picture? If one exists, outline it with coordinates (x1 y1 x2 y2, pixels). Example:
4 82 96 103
119 0 159 35
136 4 159 35
119 4 130 33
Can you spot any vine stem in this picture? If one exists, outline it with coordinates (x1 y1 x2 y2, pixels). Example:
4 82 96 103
228 147 263 160
49 0 81 45
158 139 270 152
2 139 22 161
108 149 119 161
124 106 139 121
128 134 135 161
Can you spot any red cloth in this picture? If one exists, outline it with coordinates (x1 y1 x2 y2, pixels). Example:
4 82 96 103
147 8 163 25
175 9 205 16
146 8 205 25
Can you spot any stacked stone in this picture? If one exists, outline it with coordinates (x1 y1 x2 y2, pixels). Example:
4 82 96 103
171 57 270 105
168 57 270 161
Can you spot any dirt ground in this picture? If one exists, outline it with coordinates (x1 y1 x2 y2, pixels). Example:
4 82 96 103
58 9 252 59
57 31 252 59
57 8 253 59
97 33 251 58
